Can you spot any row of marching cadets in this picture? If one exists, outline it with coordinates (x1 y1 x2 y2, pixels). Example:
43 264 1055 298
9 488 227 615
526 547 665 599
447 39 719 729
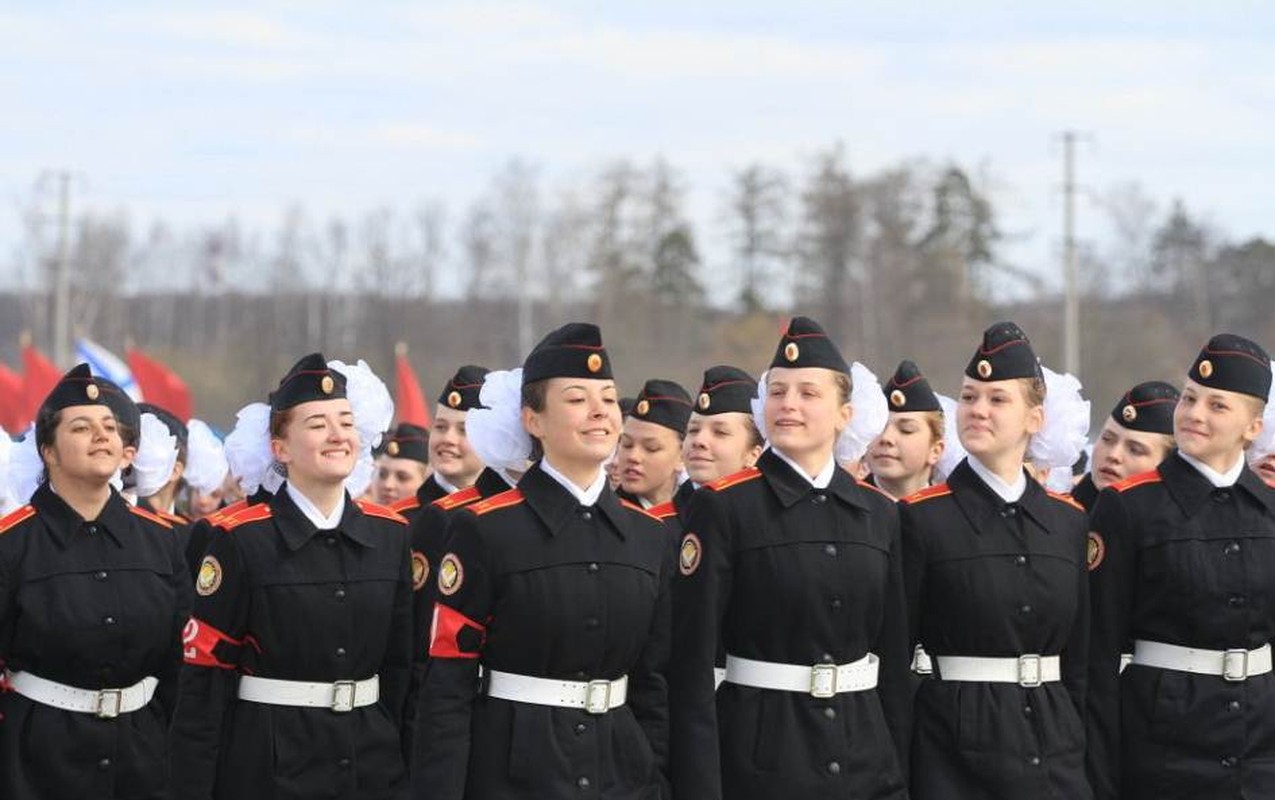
0 317 1274 800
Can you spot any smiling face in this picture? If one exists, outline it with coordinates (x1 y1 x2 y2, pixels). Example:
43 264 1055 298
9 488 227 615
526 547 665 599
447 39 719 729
617 416 685 502
429 405 484 487
681 411 764 485
763 367 851 462
1090 417 1175 490
867 411 944 484
956 377 1044 462
271 398 359 486
1174 378 1264 468
523 377 621 471
41 404 125 484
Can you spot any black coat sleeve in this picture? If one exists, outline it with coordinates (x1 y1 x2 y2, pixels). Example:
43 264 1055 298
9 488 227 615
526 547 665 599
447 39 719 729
875 501 913 776
628 520 675 783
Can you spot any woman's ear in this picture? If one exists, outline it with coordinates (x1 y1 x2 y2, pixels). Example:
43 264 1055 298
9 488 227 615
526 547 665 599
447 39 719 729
270 437 289 465
521 405 544 441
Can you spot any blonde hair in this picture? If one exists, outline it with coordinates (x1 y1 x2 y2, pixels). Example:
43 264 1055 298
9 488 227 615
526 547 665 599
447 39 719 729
1021 376 1047 408
922 409 945 443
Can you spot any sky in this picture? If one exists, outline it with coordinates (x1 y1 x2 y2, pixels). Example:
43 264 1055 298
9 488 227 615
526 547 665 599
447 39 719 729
2 1 1273 300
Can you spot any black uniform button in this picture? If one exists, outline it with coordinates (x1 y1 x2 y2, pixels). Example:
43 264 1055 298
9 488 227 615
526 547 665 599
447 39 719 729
325 536 338 547
1019 605 1032 615
823 707 837 720
584 617 600 630
827 761 841 775
587 562 600 574
813 493 828 504
1028 756 1041 766
335 647 347 657
820 653 835 664
580 509 593 521
334 587 346 600
1214 491 1231 504
1225 541 1241 555
823 544 838 557
577 776 591 789
338 757 351 769
95 571 108 581
87 524 98 535
103 616 116 626
1222 756 1238 768
574 671 587 680
1024 704 1034 716
1014 555 1028 566
1229 595 1246 608
575 722 588 735
1228 700 1242 712
830 597 843 610
1001 506 1017 518
97 758 111 770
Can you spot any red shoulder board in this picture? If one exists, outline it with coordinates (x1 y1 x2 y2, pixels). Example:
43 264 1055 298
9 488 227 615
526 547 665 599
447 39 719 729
433 485 482 511
706 467 762 492
221 503 274 531
158 509 190 526
390 495 421 514
206 499 248 526
1112 470 1162 493
468 489 525 517
856 479 893 500
0 505 36 535
356 499 408 524
130 505 174 529
620 499 664 522
901 483 953 505
1047 490 1086 513
645 500 679 520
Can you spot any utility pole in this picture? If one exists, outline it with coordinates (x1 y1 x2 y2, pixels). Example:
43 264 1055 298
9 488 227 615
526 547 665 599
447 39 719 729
1061 132 1080 376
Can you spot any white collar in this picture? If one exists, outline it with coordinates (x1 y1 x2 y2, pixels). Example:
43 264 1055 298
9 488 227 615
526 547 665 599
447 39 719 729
286 482 346 530
539 458 607 506
432 472 462 495
1178 450 1245 488
967 456 1028 503
771 446 837 489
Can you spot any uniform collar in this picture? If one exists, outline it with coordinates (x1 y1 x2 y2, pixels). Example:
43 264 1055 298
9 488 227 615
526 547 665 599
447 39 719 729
1160 450 1275 516
32 483 134 548
517 462 628 540
769 445 836 488
1177 449 1244 488
1071 472 1099 512
948 459 1059 535
285 482 345 530
672 479 697 525
476 467 515 497
965 455 1027 503
272 484 376 550
538 457 607 506
757 448 873 511
432 472 462 496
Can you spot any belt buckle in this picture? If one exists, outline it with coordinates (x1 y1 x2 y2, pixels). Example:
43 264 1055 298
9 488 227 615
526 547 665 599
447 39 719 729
584 680 612 715
810 664 839 699
1223 649 1250 682
1017 654 1043 688
331 680 357 713
96 689 123 719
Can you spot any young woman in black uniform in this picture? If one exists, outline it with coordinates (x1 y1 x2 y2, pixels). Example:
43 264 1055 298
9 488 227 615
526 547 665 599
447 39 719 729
867 360 946 501
0 365 189 800
616 378 693 523
1087 335 1275 799
171 354 413 800
670 316 911 800
1070 381 1177 513
412 322 673 800
900 322 1091 799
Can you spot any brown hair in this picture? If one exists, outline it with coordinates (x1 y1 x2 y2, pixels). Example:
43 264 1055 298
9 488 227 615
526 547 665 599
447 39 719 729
921 409 945 443
834 372 852 405
1021 376 1047 408
521 379 548 461
269 408 294 439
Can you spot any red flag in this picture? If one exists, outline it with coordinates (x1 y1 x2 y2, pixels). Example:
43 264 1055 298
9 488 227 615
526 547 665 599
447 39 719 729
394 343 431 428
0 361 26 433
21 338 62 428
127 347 194 422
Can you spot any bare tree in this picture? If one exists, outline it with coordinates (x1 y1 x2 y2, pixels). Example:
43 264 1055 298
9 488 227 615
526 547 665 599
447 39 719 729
723 163 789 312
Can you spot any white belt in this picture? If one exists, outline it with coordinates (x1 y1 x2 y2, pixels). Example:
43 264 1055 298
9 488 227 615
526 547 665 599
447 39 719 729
912 645 934 676
6 671 158 719
486 670 628 715
1131 640 1273 682
237 674 380 712
723 653 879 698
713 667 726 690
935 655 1062 687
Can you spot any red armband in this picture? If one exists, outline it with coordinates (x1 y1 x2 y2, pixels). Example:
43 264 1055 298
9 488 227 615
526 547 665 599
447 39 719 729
182 617 243 669
429 603 487 659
